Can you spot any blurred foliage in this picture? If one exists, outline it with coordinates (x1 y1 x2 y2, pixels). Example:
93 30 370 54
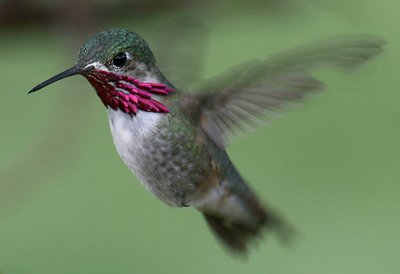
0 0 399 274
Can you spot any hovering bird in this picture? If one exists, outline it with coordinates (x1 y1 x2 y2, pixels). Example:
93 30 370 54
29 29 384 254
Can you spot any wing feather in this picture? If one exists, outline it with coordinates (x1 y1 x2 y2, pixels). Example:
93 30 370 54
183 35 384 148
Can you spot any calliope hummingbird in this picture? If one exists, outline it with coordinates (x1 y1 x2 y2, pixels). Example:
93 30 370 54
29 29 384 255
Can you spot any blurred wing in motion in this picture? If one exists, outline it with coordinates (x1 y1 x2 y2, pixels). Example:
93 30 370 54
182 35 384 148
151 17 208 90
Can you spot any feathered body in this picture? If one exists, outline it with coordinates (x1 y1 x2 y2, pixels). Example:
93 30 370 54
108 87 275 252
29 28 384 255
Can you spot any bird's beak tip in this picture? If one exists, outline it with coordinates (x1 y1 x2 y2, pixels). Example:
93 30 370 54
28 66 81 94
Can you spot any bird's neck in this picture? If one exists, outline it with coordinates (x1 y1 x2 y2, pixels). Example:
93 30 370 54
105 67 172 148
85 66 175 116
108 107 163 144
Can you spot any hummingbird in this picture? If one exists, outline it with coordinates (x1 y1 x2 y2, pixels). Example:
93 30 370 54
29 29 384 255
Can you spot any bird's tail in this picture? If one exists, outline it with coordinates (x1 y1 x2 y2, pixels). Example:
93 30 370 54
195 180 292 255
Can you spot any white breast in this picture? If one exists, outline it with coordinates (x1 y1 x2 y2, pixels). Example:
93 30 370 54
107 108 162 189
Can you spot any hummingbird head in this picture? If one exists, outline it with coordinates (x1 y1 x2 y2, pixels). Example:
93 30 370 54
76 28 156 72
29 28 174 115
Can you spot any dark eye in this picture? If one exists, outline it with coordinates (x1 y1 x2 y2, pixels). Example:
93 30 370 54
112 52 127 68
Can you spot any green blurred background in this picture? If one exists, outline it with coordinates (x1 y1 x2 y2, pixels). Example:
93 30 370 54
1 0 399 273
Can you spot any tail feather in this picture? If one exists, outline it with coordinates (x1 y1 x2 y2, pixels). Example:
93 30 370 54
203 213 259 253
196 181 292 255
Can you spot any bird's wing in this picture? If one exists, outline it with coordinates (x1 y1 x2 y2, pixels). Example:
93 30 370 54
181 35 384 148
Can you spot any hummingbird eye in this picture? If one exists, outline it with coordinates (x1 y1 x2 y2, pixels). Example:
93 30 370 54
112 52 127 68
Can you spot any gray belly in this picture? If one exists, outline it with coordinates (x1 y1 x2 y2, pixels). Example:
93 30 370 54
108 109 211 206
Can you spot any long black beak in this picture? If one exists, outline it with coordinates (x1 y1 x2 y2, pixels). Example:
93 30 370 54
28 66 80 94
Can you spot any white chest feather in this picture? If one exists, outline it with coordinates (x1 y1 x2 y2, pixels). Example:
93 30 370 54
107 108 161 184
